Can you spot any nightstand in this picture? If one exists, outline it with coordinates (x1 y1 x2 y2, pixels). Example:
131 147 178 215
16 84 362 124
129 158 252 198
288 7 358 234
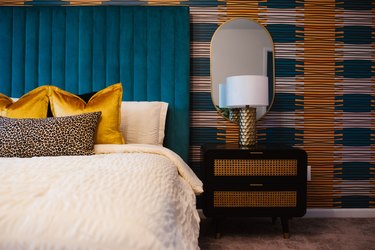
202 143 307 238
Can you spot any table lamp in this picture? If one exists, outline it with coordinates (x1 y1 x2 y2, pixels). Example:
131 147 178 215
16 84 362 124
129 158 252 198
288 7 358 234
224 75 269 146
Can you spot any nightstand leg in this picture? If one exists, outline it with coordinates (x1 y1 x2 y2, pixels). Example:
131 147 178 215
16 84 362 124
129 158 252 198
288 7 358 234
272 217 277 224
281 217 290 239
213 217 222 238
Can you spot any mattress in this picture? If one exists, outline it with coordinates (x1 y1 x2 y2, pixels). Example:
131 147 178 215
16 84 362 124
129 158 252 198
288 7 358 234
0 144 203 250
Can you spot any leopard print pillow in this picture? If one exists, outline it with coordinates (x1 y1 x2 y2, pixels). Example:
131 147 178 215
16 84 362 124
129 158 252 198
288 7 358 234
0 112 101 158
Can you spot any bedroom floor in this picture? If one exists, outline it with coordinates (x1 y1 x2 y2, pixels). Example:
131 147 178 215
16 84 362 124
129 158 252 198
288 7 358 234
198 217 375 250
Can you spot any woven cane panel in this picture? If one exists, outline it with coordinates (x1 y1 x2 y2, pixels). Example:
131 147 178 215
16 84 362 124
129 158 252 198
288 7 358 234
214 191 297 208
214 159 297 176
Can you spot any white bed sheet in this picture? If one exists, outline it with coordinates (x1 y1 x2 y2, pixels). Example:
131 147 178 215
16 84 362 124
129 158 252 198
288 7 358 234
0 145 203 250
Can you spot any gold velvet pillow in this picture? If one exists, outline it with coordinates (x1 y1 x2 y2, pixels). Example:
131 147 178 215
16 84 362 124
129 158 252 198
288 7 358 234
49 83 124 144
0 86 50 118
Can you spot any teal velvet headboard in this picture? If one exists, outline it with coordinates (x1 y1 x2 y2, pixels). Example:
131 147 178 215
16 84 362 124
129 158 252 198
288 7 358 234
0 6 190 161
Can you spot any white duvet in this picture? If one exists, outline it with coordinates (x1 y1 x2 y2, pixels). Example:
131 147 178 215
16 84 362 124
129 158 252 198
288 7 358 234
0 144 203 250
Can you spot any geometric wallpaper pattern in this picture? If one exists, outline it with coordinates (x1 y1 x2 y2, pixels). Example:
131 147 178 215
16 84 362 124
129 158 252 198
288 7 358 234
0 0 374 208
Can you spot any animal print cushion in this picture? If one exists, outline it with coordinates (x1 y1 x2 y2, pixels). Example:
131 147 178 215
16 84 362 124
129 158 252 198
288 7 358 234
0 112 101 158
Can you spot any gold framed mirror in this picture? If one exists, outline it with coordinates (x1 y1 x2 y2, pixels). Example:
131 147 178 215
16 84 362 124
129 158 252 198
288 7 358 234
210 18 275 122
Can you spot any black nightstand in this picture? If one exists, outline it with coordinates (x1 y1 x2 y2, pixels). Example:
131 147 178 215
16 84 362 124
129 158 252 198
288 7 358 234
202 143 307 238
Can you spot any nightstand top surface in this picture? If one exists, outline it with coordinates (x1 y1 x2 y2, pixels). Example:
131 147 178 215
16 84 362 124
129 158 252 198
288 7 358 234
202 143 306 153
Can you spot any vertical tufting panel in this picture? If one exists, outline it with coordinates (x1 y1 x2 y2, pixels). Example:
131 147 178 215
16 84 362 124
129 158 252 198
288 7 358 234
0 6 190 162
0 8 13 95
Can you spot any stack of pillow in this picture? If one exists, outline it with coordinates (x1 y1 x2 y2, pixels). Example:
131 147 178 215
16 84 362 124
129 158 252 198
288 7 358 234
0 83 168 158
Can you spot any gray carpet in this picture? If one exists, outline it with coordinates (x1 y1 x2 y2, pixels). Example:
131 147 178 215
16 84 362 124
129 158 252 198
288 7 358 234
198 217 375 250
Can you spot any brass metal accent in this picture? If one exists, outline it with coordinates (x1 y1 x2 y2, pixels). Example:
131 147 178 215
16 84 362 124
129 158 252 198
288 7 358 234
214 191 297 208
228 108 240 123
239 106 256 146
249 184 264 187
250 152 263 154
214 159 298 176
283 233 290 239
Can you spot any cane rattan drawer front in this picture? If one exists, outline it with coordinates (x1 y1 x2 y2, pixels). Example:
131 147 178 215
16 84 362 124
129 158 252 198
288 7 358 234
214 191 297 208
214 159 297 176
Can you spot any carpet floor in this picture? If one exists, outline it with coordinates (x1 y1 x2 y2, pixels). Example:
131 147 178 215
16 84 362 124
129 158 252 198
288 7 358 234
198 217 375 250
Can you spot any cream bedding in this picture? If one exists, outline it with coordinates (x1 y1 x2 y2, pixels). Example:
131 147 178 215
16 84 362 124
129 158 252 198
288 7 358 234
0 144 203 250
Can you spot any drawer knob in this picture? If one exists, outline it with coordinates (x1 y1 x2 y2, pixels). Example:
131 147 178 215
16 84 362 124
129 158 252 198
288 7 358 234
250 152 263 155
250 183 264 187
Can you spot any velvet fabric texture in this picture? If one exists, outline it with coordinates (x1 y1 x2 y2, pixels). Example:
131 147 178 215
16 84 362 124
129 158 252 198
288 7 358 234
0 86 49 118
0 6 190 161
49 83 124 144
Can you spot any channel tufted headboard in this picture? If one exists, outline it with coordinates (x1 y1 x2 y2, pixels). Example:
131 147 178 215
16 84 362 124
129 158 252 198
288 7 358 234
0 6 190 161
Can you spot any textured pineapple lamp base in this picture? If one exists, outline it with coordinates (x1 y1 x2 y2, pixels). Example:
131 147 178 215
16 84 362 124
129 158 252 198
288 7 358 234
229 108 240 124
239 106 257 146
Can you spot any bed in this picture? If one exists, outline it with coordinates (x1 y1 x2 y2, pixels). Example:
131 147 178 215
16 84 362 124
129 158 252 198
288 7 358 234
0 6 202 250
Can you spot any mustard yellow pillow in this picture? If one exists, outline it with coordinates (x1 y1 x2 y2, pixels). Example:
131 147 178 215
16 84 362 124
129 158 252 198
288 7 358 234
0 86 50 118
49 83 124 144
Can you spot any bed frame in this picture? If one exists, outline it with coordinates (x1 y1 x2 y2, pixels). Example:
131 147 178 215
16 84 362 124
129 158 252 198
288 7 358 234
0 6 190 161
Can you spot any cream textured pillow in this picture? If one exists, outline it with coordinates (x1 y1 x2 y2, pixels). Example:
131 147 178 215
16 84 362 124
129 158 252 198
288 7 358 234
120 102 168 145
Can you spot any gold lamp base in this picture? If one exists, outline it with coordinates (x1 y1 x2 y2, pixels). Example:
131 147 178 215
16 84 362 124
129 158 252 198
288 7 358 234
239 106 256 146
228 108 240 124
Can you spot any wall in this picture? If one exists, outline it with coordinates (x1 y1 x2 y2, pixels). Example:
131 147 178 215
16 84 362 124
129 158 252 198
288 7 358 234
1 0 374 208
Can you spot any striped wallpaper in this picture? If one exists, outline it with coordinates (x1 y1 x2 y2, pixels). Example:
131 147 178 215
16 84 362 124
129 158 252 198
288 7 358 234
0 0 374 209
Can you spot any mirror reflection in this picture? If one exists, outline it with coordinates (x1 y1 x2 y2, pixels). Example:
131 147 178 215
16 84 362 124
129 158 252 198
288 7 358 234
211 18 274 121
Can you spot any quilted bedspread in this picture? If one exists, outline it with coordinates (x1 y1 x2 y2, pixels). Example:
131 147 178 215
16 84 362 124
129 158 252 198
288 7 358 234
0 144 203 250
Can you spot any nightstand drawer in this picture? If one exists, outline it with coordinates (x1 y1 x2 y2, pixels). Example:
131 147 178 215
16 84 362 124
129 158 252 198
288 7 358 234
214 159 297 176
214 191 297 208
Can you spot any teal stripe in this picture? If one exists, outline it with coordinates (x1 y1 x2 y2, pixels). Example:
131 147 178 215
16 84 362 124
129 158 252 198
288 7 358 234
92 8 106 91
78 7 93 94
335 94 372 112
337 26 373 44
119 7 134 100
51 8 65 89
336 60 373 78
335 128 372 146
106 7 120 88
191 92 216 111
260 0 302 8
191 23 218 42
25 8 39 92
146 8 161 100
11 8 26 97
258 128 303 145
271 93 302 112
266 24 303 43
334 163 372 180
334 197 371 208
38 7 52 86
276 58 303 77
0 8 12 95
336 0 373 10
191 58 210 76
184 0 225 7
65 7 79 93
133 7 148 100
191 127 225 144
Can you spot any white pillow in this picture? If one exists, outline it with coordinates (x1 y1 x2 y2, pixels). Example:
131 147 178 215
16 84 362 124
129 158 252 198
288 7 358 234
120 101 168 145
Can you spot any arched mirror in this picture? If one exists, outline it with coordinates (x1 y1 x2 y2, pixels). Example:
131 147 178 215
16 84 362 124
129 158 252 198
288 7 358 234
211 18 275 121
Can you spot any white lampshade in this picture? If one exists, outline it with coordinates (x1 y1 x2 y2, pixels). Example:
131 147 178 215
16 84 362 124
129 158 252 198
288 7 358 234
218 83 227 108
225 75 269 108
